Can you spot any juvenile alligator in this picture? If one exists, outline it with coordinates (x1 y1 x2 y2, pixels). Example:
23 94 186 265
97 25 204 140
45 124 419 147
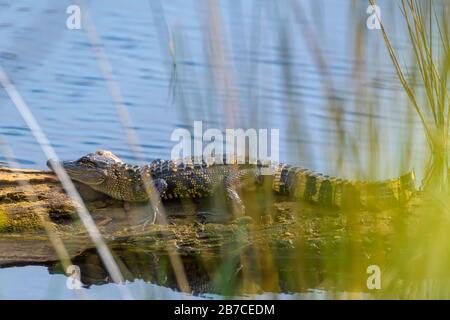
47 150 416 212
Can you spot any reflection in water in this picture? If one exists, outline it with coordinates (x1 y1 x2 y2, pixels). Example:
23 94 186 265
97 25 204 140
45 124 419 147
48 243 324 296
1 265 366 299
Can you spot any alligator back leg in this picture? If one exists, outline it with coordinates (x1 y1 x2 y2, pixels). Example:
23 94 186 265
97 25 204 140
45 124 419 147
225 186 246 216
221 168 251 216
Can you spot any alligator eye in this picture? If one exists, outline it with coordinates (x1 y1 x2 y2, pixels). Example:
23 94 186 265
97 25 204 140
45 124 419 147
77 158 96 167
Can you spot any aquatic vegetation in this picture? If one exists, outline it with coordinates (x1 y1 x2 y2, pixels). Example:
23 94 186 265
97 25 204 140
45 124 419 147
369 0 450 298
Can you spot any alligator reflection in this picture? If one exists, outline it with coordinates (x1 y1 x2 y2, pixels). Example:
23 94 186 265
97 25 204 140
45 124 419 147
48 243 325 295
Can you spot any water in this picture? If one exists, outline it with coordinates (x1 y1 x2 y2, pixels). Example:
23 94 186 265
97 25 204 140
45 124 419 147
0 0 427 299
1 265 364 299
0 0 424 172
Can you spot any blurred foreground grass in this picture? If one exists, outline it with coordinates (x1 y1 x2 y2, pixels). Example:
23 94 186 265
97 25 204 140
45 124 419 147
162 0 450 298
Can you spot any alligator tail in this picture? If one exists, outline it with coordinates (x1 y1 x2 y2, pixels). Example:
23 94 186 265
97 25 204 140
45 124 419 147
272 164 416 209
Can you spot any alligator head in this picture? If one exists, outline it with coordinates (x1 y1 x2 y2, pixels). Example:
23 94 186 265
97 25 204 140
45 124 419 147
47 150 123 187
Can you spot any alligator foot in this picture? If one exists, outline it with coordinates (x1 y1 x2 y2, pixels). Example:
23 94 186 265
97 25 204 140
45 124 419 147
140 204 161 230
123 201 132 214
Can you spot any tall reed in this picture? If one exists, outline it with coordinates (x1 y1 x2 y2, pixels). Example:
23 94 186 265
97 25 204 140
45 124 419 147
371 0 450 190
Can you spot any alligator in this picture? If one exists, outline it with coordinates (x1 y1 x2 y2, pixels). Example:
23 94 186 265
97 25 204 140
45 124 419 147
47 150 416 214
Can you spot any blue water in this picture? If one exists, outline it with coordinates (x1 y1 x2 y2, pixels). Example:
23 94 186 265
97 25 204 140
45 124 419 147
0 0 427 299
1 265 357 300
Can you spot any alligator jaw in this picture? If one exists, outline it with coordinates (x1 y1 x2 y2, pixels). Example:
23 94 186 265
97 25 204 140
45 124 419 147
47 158 105 186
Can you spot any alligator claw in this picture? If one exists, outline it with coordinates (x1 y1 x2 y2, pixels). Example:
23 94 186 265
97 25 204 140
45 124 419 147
140 205 160 230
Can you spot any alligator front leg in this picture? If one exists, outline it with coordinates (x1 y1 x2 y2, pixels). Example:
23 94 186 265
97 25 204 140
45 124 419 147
140 178 168 228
